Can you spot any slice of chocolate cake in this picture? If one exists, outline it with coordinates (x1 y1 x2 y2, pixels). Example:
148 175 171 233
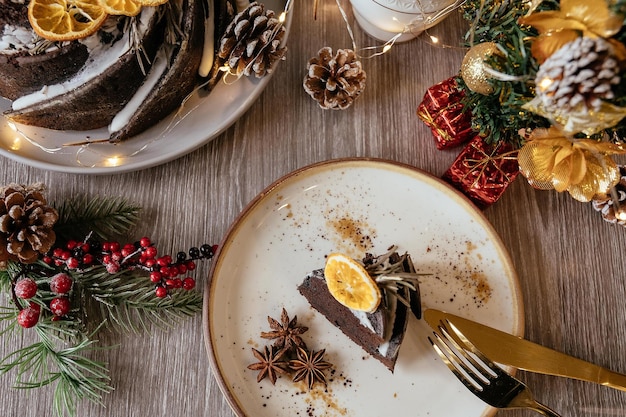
298 247 422 372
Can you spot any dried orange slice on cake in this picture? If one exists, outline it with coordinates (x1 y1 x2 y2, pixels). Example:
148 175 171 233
135 0 169 6
28 0 108 41
324 253 381 313
99 0 142 16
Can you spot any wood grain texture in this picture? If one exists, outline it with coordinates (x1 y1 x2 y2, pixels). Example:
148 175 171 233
1 2 625 417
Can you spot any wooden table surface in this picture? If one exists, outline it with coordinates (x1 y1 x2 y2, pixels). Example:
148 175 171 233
1 2 626 417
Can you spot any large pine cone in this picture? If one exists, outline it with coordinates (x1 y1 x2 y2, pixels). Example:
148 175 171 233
0 185 58 267
217 2 287 78
534 37 621 114
303 47 366 110
592 165 626 227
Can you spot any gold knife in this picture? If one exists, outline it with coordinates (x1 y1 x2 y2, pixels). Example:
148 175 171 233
424 309 626 392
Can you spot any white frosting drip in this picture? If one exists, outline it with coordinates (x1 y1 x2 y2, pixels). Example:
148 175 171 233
11 9 156 111
0 25 38 52
378 341 390 356
352 310 375 332
198 0 215 77
108 45 171 134
350 295 397 357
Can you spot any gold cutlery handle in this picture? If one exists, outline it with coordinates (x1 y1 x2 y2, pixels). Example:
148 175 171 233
424 309 626 392
603 370 626 392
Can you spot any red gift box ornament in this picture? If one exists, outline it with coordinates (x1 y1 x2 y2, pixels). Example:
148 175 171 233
443 135 520 209
417 77 474 150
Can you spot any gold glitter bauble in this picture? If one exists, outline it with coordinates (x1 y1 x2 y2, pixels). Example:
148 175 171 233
461 42 500 95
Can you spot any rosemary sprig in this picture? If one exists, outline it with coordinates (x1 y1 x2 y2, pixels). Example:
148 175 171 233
361 245 429 319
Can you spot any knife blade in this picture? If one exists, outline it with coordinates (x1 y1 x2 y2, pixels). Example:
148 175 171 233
424 309 626 392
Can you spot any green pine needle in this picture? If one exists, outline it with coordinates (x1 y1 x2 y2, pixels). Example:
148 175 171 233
53 195 141 242
76 265 203 334
0 331 113 417
1 248 203 417
458 0 554 145
1 168 206 417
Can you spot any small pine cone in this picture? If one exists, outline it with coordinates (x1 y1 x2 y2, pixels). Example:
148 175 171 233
0 184 58 267
217 2 287 78
592 165 626 227
535 36 622 114
303 47 366 110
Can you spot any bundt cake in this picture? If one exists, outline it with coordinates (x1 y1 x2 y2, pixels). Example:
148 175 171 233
0 0 236 142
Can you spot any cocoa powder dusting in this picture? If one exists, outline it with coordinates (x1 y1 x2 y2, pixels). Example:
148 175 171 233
327 216 375 252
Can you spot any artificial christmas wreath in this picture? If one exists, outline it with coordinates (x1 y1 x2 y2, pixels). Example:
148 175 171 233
0 184 215 417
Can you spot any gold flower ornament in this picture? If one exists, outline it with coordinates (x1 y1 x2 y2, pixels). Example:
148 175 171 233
518 0 626 63
517 127 626 202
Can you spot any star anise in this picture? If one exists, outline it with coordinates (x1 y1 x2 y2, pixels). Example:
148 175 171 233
260 308 308 350
247 345 288 384
288 346 333 390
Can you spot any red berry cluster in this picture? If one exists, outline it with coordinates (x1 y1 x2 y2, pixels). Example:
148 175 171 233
11 236 216 328
97 238 216 298
44 240 95 270
42 237 216 298
14 272 74 328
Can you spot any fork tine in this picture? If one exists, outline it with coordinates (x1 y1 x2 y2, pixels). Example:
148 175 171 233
435 320 497 381
428 336 461 377
445 319 502 372
428 332 488 392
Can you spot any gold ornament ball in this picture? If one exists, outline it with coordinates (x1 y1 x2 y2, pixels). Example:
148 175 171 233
461 42 500 95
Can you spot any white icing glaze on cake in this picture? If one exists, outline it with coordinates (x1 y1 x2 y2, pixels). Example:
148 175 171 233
351 295 397 356
108 46 172 133
0 25 38 52
198 0 216 77
11 9 157 111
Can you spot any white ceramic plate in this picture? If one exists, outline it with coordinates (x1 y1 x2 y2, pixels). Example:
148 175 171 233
0 0 289 174
203 158 524 417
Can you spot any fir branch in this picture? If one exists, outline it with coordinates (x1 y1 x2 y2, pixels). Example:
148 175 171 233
0 307 18 326
75 265 202 334
0 189 209 417
53 195 141 242
0 326 112 417
459 0 554 145
0 268 11 293
100 289 202 334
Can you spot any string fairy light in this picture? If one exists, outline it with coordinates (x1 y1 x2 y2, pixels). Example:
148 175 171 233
9 0 471 168
332 0 468 59
6 121 62 153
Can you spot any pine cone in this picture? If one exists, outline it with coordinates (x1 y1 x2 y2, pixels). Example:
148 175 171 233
217 2 287 78
303 47 366 110
592 165 626 227
0 184 58 267
534 36 621 114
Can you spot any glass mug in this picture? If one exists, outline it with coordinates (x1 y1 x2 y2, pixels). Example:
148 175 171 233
349 0 463 42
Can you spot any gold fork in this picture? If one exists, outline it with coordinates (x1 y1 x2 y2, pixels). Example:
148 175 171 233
428 319 561 417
